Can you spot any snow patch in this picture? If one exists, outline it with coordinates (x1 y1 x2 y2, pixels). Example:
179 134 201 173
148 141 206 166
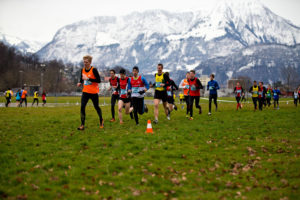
238 61 255 72
95 32 119 46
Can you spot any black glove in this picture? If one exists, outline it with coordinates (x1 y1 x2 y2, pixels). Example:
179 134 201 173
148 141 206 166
138 90 145 95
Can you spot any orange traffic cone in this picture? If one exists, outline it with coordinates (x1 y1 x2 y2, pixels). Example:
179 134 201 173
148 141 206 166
145 120 153 134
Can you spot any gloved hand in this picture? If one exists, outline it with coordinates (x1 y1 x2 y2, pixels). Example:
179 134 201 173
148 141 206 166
138 90 145 95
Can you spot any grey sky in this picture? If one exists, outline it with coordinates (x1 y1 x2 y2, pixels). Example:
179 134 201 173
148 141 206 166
0 0 299 42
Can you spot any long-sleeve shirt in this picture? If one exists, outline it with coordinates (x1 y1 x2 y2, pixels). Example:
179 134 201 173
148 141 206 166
79 67 101 84
166 79 179 96
207 80 220 95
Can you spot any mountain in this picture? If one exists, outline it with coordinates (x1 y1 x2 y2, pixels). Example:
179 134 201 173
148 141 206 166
0 32 45 53
36 0 300 84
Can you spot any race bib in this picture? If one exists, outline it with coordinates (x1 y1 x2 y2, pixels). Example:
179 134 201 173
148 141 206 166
184 85 189 89
191 85 197 91
254 91 258 95
132 87 139 94
259 91 263 95
120 89 127 95
84 80 92 85
267 93 271 97
209 86 214 90
167 91 172 96
273 93 277 96
156 82 162 87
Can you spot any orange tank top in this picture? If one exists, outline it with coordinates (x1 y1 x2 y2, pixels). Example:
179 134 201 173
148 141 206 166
182 79 189 96
82 67 99 94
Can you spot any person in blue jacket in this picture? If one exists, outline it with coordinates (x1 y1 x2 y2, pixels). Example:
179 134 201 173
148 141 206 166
272 87 281 109
207 74 220 115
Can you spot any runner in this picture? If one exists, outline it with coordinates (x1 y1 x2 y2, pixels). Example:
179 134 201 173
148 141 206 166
179 93 184 105
207 74 220 115
117 69 133 124
153 64 170 124
16 89 21 107
42 91 47 106
266 84 272 107
32 91 39 106
5 88 13 107
293 89 298 107
233 82 244 110
128 66 149 125
249 81 259 111
20 87 28 107
272 87 281 109
188 70 203 120
241 92 247 102
179 72 190 117
258 82 266 111
165 72 179 120
77 55 103 130
298 86 300 104
108 69 119 122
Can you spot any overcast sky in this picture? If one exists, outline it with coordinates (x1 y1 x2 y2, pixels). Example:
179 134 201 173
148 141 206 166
0 0 299 43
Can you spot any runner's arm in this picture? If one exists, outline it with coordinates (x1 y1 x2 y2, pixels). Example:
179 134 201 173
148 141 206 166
79 70 83 84
196 79 203 89
215 81 220 90
172 80 179 90
88 68 101 83
142 76 150 90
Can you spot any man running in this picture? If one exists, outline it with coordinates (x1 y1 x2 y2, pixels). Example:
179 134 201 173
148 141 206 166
77 55 103 130
5 88 13 107
20 87 27 107
188 70 203 120
207 74 220 115
32 91 39 106
128 66 149 125
234 82 244 110
179 72 190 117
265 84 272 107
16 89 21 107
249 81 259 111
179 93 184 105
258 82 266 111
42 91 47 106
153 64 170 124
165 72 179 120
118 69 133 124
108 69 119 122
272 87 281 109
293 89 298 107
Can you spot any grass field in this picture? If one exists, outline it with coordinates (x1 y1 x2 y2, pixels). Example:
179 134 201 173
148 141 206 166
0 98 299 199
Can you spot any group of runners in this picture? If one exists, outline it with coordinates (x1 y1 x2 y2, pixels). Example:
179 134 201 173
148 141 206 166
3 55 299 130
4 87 47 107
235 81 300 111
76 55 223 130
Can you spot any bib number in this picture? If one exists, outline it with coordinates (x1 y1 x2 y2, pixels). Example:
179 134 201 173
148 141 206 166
120 89 127 95
167 91 172 96
209 86 214 90
184 85 189 89
191 85 197 91
84 80 92 85
156 82 162 87
132 87 139 94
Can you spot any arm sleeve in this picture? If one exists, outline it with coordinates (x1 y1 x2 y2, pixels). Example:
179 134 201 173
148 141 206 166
172 80 179 90
249 87 253 93
164 74 170 86
142 77 150 90
215 81 220 90
128 78 132 90
234 87 236 93
207 83 209 91
196 79 203 89
88 68 101 83
179 80 184 89
79 69 83 84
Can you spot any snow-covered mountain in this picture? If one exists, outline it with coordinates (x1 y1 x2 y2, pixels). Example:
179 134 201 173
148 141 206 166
36 0 300 83
0 32 45 53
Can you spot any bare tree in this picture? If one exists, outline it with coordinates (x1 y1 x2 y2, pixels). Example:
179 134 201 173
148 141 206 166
281 66 300 93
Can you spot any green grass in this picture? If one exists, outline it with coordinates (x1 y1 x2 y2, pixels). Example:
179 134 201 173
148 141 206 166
0 99 299 199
